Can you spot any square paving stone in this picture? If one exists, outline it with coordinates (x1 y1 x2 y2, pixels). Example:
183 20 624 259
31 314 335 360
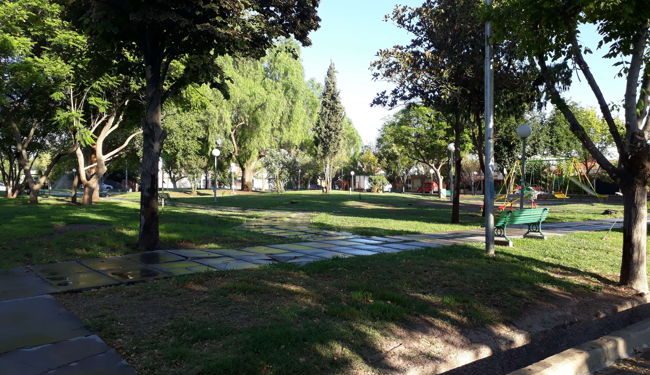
194 257 259 271
206 249 258 257
369 236 405 243
32 262 120 291
0 335 111 374
269 252 315 262
270 244 318 252
295 242 339 249
350 244 389 251
103 267 168 282
45 348 136 375
121 251 185 264
232 254 277 265
329 247 378 256
242 246 290 255
321 240 363 246
306 250 352 259
347 238 384 245
80 258 141 272
166 249 224 258
401 241 444 248
150 261 214 276
0 295 90 354
367 247 405 254
0 267 54 301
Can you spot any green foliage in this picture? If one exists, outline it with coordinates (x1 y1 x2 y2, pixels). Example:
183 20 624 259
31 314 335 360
314 63 346 161
261 149 292 193
369 175 389 193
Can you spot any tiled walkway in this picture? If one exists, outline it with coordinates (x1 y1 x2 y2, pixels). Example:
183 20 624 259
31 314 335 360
0 215 627 374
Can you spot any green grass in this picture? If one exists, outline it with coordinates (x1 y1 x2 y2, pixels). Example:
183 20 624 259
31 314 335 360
0 197 278 269
59 229 648 375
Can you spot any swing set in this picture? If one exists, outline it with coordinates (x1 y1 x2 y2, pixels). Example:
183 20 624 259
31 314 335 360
549 158 607 199
495 160 541 211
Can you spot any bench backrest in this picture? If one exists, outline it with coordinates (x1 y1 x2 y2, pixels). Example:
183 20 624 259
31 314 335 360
496 208 549 227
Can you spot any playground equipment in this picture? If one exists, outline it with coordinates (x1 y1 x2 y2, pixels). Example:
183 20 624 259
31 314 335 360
495 161 542 211
549 158 608 199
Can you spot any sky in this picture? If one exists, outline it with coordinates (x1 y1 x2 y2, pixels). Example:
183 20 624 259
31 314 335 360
300 1 627 145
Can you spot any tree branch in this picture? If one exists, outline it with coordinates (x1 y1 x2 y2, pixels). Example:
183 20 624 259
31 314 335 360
537 55 620 180
625 27 648 134
570 32 624 154
84 130 143 170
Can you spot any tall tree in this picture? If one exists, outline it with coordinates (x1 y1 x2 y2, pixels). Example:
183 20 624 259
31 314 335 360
493 0 649 292
314 63 345 193
372 0 539 223
71 0 320 250
0 0 84 203
377 105 451 198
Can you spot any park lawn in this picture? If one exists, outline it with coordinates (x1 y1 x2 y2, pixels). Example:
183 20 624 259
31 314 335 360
59 230 649 375
0 198 278 269
165 190 629 235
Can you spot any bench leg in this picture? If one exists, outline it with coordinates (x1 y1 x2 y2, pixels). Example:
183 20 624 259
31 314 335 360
524 222 545 240
494 226 513 247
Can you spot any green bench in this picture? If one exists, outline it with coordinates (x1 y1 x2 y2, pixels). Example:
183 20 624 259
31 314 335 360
495 208 549 244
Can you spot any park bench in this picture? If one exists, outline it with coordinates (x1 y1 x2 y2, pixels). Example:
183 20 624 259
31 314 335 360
494 207 549 245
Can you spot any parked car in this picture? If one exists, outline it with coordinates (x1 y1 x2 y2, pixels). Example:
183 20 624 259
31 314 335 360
100 183 113 191
0 182 5 192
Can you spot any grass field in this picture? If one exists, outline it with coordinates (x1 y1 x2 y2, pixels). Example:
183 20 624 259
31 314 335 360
0 191 634 268
0 198 279 269
59 229 648 375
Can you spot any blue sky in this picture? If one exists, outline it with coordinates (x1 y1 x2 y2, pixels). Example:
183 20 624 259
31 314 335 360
301 1 626 144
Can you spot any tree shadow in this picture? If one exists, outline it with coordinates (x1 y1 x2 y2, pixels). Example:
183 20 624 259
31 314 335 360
59 243 641 375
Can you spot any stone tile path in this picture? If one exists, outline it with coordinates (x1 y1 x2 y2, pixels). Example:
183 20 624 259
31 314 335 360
0 214 628 374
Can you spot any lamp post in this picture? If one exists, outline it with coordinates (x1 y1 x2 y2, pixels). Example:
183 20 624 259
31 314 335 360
471 171 478 195
429 168 434 195
349 171 355 195
516 123 532 210
230 163 236 193
484 0 496 255
211 148 220 202
298 168 301 191
447 143 455 200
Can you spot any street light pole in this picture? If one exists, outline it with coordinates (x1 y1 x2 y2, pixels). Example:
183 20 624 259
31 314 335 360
298 168 301 191
350 171 355 195
516 123 532 210
447 143 455 201
211 148 221 202
429 168 434 196
484 0 495 256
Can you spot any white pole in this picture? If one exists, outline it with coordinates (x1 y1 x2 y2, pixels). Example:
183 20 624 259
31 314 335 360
484 0 495 256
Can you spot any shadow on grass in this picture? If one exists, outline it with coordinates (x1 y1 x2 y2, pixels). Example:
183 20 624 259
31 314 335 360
60 243 628 375
0 198 276 268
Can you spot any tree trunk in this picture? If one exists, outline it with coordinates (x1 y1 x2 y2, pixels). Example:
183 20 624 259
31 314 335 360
620 178 649 293
240 162 255 191
324 159 331 193
82 180 96 205
451 119 463 224
71 173 79 204
436 171 444 199
138 50 165 251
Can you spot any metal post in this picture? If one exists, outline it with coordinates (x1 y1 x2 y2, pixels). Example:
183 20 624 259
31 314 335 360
298 169 301 190
484 0 495 255
213 155 217 202
231 167 234 194
520 137 527 210
448 149 454 200
125 165 128 192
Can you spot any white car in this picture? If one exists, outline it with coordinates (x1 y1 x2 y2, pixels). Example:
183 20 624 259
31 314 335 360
0 182 5 192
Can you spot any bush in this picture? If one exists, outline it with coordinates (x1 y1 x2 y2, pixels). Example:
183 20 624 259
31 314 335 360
369 175 389 193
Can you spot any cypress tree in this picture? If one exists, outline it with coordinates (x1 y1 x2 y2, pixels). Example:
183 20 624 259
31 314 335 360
314 63 345 193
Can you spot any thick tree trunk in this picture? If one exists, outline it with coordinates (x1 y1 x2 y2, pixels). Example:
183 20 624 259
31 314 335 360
240 161 255 191
324 159 332 193
620 179 649 293
138 51 164 251
82 181 96 205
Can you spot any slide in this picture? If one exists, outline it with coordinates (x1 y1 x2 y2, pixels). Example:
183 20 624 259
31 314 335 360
567 176 608 198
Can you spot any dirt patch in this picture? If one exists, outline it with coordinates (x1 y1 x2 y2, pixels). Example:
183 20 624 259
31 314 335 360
52 223 110 234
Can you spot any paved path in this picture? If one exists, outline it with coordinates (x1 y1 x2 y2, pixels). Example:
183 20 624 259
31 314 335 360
0 215 626 374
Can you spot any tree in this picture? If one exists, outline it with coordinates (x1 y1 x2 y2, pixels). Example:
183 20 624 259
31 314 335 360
314 63 345 193
0 0 87 203
262 149 292 193
372 0 539 222
377 105 451 198
71 0 320 250
493 0 649 292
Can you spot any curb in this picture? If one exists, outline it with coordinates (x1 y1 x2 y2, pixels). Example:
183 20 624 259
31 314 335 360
509 317 650 375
